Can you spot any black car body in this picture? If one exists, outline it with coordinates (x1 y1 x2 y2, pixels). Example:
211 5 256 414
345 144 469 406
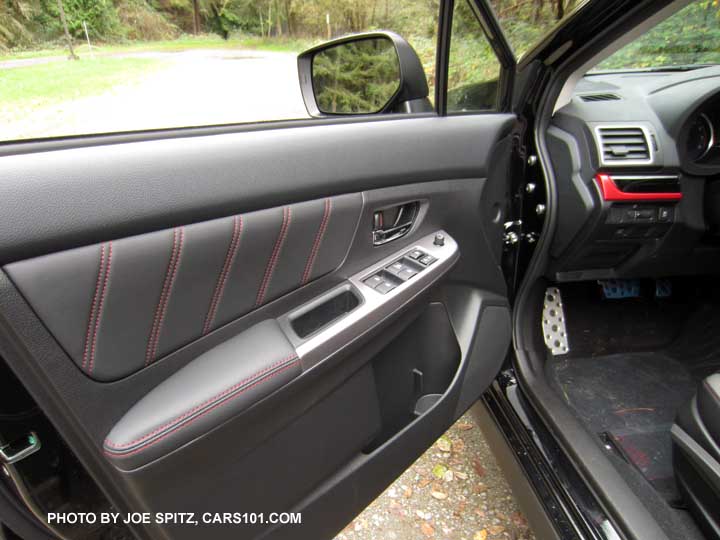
1 1 719 540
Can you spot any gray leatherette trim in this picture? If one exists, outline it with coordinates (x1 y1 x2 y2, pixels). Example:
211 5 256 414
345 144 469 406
104 319 300 470
4 193 361 381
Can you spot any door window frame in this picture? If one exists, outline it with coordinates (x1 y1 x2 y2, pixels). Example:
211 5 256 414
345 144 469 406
436 0 517 116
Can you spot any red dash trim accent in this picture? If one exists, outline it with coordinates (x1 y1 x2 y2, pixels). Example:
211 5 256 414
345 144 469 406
595 173 682 202
302 198 332 285
255 206 291 306
203 216 243 335
104 355 299 456
89 242 112 375
146 228 185 365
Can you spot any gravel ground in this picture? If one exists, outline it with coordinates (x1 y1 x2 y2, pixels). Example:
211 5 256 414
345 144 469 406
334 412 535 540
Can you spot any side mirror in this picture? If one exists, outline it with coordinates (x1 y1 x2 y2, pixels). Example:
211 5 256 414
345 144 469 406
297 31 432 117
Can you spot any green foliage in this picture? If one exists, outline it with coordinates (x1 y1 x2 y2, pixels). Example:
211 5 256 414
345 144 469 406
35 0 124 40
597 0 720 70
313 37 400 113
116 0 179 40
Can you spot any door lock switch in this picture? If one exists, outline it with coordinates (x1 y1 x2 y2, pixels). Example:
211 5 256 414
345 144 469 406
408 249 425 260
418 254 436 266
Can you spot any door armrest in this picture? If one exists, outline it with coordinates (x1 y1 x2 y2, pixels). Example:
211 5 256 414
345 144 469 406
104 319 300 470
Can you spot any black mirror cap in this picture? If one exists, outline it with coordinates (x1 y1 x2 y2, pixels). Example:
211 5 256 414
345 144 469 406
297 31 431 117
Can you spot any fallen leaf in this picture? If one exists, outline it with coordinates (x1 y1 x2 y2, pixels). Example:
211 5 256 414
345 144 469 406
511 512 528 528
453 501 467 517
437 436 452 452
443 470 454 482
473 460 486 477
455 471 469 480
474 483 487 494
432 464 448 479
420 522 435 537
452 438 466 454
473 530 488 540
431 490 448 500
457 422 474 431
418 478 432 488
488 525 505 535
404 486 413 498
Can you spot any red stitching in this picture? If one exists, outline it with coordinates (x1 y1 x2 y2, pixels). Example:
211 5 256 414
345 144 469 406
145 230 178 365
203 216 243 335
82 244 105 371
146 228 185 365
104 355 298 456
105 353 296 448
302 198 332 285
89 242 112 375
255 206 291 306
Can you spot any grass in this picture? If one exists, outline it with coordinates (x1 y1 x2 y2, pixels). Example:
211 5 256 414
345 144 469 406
0 35 314 61
0 56 163 114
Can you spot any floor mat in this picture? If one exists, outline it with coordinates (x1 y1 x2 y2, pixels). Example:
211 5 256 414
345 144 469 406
547 352 697 502
607 426 677 501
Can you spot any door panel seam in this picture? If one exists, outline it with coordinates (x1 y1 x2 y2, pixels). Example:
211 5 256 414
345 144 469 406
145 228 185 366
255 206 291 307
203 215 243 335
302 198 332 285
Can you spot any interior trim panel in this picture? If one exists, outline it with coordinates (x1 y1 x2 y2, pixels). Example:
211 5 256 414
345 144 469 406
5 194 361 381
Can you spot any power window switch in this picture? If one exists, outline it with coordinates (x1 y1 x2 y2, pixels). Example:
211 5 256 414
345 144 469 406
397 268 417 281
418 254 436 266
375 280 396 294
386 261 405 276
408 249 425 260
364 274 384 289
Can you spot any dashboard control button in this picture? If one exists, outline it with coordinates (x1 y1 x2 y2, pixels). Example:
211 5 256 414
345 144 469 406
364 274 384 289
375 280 396 294
408 249 425 260
419 254 436 266
397 268 417 281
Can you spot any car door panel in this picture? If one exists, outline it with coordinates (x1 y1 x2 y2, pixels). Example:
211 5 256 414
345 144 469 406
5 193 362 381
0 114 515 540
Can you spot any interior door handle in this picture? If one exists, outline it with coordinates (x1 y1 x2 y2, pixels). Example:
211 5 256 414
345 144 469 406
372 202 418 246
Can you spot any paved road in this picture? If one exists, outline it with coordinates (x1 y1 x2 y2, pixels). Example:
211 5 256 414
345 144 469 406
0 49 309 140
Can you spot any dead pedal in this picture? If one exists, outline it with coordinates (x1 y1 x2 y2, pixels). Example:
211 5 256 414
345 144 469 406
542 287 569 356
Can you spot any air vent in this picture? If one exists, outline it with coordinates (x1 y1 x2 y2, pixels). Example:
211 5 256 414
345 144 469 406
580 93 621 102
597 126 651 164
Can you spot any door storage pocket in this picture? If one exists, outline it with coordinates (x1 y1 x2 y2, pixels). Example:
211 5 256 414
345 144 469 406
363 302 461 452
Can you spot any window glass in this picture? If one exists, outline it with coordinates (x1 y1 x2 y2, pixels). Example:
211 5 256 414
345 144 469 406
447 0 501 112
486 0 581 59
593 0 720 72
0 0 437 142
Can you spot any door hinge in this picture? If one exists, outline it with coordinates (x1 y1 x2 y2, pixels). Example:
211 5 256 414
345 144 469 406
503 220 522 246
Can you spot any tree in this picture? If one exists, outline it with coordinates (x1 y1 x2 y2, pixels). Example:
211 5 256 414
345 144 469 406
56 0 78 59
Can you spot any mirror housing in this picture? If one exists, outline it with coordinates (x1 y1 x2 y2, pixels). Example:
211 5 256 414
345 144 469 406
297 31 432 117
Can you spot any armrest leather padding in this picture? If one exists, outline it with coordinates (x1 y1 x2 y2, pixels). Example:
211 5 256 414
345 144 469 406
104 319 299 470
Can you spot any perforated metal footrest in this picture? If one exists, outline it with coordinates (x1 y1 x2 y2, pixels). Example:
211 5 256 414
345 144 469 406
542 287 569 356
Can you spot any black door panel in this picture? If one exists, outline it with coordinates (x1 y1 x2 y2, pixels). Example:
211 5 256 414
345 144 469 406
0 115 515 540
0 115 512 264
5 194 361 381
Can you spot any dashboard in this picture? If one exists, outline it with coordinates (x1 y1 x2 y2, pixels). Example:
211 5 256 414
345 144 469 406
546 66 720 281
